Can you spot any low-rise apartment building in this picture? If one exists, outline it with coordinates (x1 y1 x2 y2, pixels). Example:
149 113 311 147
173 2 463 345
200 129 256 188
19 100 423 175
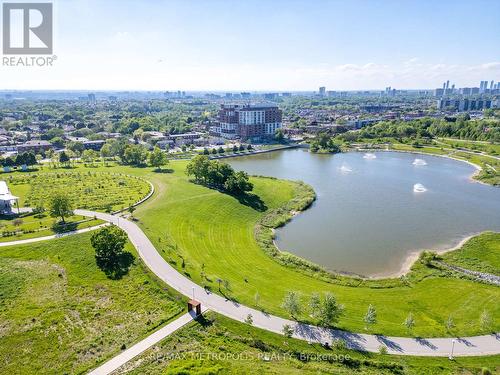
215 103 282 140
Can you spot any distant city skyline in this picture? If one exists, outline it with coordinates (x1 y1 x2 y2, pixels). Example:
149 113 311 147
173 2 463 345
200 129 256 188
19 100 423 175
0 0 499 91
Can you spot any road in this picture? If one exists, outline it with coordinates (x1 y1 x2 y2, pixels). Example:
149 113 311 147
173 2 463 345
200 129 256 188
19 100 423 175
75 209 500 357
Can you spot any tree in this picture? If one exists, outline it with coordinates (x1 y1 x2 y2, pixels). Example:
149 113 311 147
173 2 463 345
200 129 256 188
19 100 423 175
282 324 294 338
50 136 65 149
223 171 253 194
364 304 377 329
480 310 492 332
66 150 77 167
33 199 45 216
82 149 98 166
404 312 415 333
122 144 148 166
59 151 70 166
149 146 169 170
308 293 321 319
13 218 23 227
254 292 260 307
91 225 134 279
49 191 73 223
186 156 253 194
67 141 85 156
275 128 285 143
318 293 344 327
445 315 455 331
100 143 112 162
17 152 37 168
281 291 301 318
186 155 211 183
50 152 59 168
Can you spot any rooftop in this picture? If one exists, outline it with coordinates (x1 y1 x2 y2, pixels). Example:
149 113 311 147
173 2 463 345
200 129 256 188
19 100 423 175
0 181 18 201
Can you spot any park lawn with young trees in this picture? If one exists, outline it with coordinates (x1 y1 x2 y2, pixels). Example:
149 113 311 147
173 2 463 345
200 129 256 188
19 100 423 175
1 160 498 339
0 231 184 374
0 170 150 241
0 213 102 242
111 312 500 375
8 171 151 212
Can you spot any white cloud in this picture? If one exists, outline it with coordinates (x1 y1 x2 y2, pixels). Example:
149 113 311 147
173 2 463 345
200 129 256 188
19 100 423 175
479 62 500 70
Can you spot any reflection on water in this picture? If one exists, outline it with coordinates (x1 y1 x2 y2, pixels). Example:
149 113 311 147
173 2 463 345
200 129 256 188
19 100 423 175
228 149 500 277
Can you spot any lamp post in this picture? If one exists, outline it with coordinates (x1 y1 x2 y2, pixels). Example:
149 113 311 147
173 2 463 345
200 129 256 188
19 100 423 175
192 286 195 300
449 339 455 360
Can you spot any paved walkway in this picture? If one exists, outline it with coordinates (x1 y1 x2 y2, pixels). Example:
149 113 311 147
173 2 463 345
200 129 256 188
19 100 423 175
88 310 204 375
75 209 500 358
0 223 108 247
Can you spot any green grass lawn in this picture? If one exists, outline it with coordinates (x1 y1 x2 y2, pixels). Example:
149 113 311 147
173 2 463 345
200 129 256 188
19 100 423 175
132 161 499 338
0 231 184 374
442 232 500 276
114 312 500 375
0 213 103 242
437 138 500 156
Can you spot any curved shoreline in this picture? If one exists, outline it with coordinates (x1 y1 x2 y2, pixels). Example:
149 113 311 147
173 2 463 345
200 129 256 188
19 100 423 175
263 149 498 281
370 232 484 279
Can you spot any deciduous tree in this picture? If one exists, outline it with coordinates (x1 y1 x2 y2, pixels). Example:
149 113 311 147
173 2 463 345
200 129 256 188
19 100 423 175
149 146 169 170
282 291 301 318
49 191 73 223
91 225 134 279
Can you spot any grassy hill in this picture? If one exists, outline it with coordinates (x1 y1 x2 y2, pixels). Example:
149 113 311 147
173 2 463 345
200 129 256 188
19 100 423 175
0 232 184 374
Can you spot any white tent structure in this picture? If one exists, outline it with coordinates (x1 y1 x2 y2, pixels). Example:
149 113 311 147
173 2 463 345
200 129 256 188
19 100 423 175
0 181 19 214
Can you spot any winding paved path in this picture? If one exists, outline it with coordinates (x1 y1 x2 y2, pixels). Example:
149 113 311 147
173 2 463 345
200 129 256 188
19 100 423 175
73 209 500 357
0 223 108 247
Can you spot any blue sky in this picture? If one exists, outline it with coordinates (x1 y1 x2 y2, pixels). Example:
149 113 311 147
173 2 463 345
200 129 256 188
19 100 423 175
1 0 499 90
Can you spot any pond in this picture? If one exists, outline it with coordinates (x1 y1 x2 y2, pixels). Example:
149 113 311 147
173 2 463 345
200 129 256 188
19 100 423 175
228 149 500 277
